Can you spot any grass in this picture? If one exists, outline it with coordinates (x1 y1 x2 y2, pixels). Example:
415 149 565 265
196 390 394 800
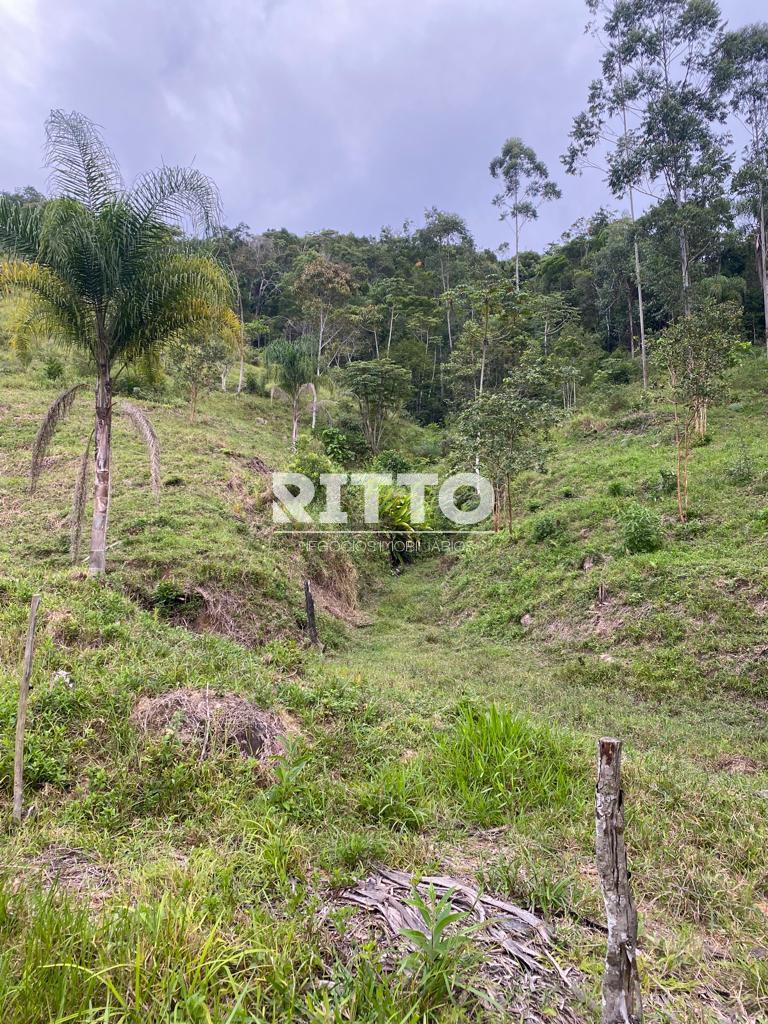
0 351 766 1021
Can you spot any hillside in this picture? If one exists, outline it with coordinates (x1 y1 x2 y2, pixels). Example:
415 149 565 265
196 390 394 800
0 352 766 1023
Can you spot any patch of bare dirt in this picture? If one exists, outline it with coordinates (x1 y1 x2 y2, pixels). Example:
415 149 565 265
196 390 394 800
27 845 114 904
712 754 761 775
131 688 293 759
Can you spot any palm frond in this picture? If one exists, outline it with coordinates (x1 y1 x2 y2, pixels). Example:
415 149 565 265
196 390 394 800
0 194 43 260
70 430 93 562
109 250 234 361
119 401 160 495
0 259 89 350
129 166 221 235
30 383 88 492
44 110 123 210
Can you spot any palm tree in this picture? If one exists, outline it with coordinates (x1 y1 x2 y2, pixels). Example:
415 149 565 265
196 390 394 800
0 110 233 573
264 339 316 448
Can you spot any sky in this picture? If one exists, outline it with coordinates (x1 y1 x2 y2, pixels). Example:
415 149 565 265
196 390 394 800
0 0 764 252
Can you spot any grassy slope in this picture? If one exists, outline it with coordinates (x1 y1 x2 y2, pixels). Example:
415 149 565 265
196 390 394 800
0 356 766 1022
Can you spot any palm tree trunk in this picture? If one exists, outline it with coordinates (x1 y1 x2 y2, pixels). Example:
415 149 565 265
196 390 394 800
88 357 112 575
292 397 299 450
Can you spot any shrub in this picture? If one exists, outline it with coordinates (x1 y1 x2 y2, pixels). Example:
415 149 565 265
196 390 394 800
726 446 755 486
243 369 265 395
288 437 336 484
370 449 411 474
43 354 65 382
621 503 663 554
321 427 353 464
530 513 563 543
658 468 677 495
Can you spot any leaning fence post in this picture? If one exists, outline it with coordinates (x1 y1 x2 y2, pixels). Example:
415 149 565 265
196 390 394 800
13 595 41 824
304 580 319 648
595 737 643 1024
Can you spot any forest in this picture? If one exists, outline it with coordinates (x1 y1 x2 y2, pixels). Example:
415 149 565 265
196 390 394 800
0 2 767 1023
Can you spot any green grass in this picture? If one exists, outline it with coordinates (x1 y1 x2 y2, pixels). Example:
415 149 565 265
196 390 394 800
0 352 767 1021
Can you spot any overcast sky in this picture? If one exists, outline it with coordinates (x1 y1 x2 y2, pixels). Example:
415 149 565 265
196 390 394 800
0 0 764 252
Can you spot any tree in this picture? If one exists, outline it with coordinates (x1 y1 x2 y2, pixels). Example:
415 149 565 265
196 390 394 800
264 339 316 449
445 278 525 403
568 0 731 318
342 359 411 453
655 300 743 520
170 323 239 421
293 252 353 376
564 0 651 385
490 138 561 293
417 208 474 350
0 110 232 573
717 24 768 350
451 365 557 530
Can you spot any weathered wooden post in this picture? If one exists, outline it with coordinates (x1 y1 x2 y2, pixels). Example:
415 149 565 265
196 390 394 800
304 580 319 648
595 737 643 1024
13 595 41 824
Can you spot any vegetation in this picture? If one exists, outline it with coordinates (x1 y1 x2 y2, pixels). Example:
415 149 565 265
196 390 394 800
1 1 768 1019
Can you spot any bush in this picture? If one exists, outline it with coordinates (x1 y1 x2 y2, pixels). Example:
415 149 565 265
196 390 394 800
243 369 265 396
370 449 412 474
726 446 755 486
621 503 663 554
288 436 336 485
530 513 563 543
321 427 353 464
43 354 65 382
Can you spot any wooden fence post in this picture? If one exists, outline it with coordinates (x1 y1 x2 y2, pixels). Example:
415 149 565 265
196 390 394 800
13 595 41 824
304 580 319 648
595 737 643 1024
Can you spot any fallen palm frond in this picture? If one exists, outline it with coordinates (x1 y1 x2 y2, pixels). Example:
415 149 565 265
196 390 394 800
30 382 87 492
119 401 160 495
69 429 93 562
341 866 555 976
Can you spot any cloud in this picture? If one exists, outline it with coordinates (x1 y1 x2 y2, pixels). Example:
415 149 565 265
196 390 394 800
0 0 763 249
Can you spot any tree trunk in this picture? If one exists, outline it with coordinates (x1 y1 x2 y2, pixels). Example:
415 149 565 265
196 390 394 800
596 737 643 1024
757 185 768 355
292 399 299 450
13 595 41 824
237 350 245 394
88 358 112 575
618 54 647 388
387 305 395 355
679 225 692 317
514 209 521 294
633 237 648 388
626 289 635 359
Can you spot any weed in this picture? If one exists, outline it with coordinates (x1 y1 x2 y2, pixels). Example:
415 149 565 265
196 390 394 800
621 502 663 554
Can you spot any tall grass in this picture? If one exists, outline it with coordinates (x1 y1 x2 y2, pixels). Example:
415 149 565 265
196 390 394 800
432 703 586 825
